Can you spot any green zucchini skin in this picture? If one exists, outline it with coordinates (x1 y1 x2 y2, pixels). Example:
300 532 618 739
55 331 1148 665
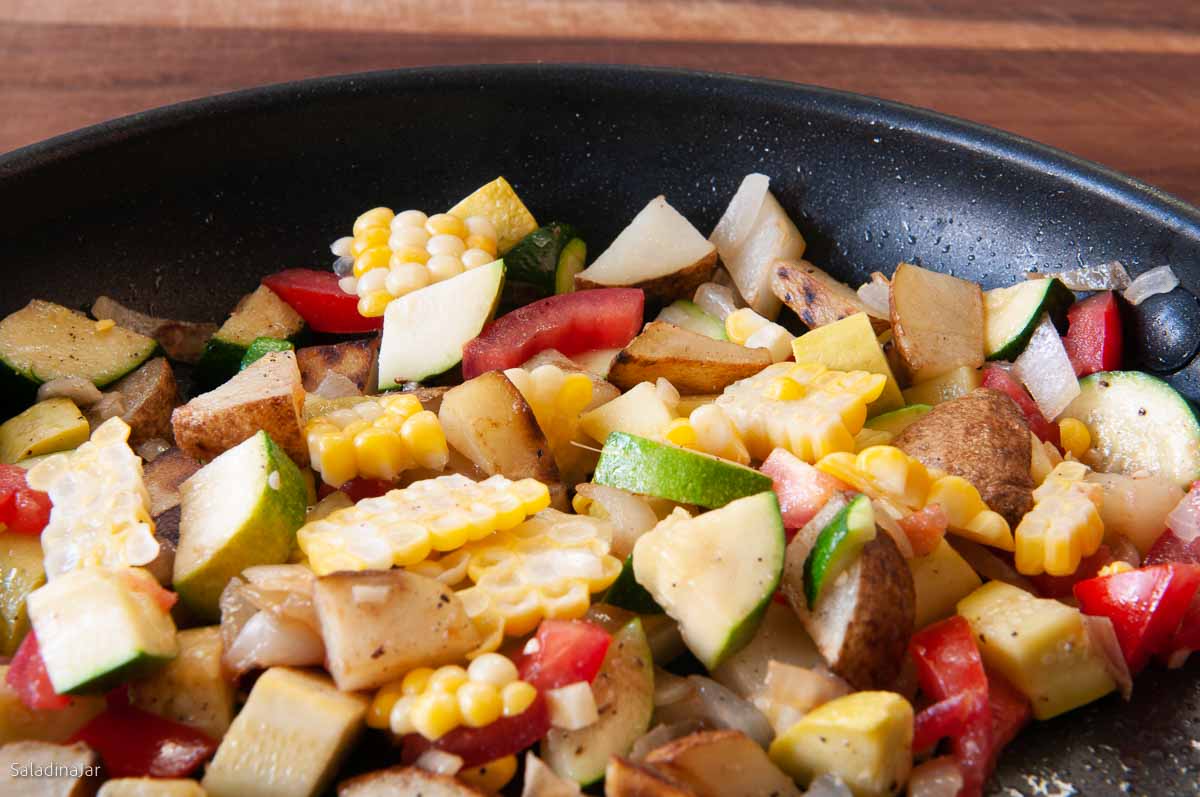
985 278 1074 361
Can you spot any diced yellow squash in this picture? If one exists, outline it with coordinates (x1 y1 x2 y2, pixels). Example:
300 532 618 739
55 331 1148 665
0 397 89 464
900 365 981 407
791 313 905 416
130 627 236 741
768 691 913 797
448 176 538 254
580 381 675 445
0 665 105 744
1 532 45 656
957 581 1115 719
908 539 981 630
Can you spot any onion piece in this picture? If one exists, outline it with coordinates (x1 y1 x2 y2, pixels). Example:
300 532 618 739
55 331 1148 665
522 752 583 797
415 749 464 776
37 376 102 407
1087 471 1183 553
135 438 172 463
573 483 659 560
88 392 127 426
693 282 741 321
223 609 325 677
948 538 1036 594
753 660 851 735
856 279 891 320
805 774 854 797
1028 261 1131 291
653 668 695 707
312 372 361 399
907 756 964 797
1167 489 1200 543
872 499 914 560
1013 313 1080 420
654 675 774 748
1123 265 1179 306
218 576 257 661
710 173 771 254
1083 614 1133 700
628 720 706 763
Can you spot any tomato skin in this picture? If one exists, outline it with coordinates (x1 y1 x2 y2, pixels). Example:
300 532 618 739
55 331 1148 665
760 449 847 531
910 616 992 797
401 694 551 768
1074 563 1200 673
0 463 52 535
986 672 1031 772
6 631 71 711
1062 291 1123 377
981 365 1060 447
912 691 972 755
899 505 948 557
71 702 216 777
461 288 644 379
262 269 383 334
517 619 611 691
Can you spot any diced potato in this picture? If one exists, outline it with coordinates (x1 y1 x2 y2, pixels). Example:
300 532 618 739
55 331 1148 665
93 295 217 364
768 691 913 797
95 357 179 447
130 626 235 740
172 351 307 465
771 260 886 333
438 371 559 490
313 570 480 692
604 757 697 797
0 666 105 744
295 338 379 394
0 397 89 464
580 382 675 445
645 729 802 797
338 767 485 796
790 313 905 415
608 322 771 395
890 263 984 383
900 366 981 407
0 741 100 796
957 581 1115 719
907 539 981 630
714 191 806 319
99 779 207 797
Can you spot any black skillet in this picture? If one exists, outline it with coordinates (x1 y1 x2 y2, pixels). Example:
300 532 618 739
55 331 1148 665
2 64 1198 795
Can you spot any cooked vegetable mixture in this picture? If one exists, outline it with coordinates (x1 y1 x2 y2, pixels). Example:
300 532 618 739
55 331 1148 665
2 173 1199 797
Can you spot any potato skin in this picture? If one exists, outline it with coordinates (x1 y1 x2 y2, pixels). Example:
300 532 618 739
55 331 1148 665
576 249 717 303
339 766 487 797
894 388 1034 526
110 357 179 446
296 338 379 393
608 322 772 395
605 757 698 797
771 259 888 332
783 532 914 691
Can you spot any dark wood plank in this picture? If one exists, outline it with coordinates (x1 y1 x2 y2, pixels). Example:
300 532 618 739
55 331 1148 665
3 21 1199 204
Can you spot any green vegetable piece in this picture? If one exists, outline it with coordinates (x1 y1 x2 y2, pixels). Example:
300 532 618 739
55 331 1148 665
240 337 294 370
804 494 877 607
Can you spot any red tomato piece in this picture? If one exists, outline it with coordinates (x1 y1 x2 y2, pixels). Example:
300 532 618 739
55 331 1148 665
461 288 644 379
986 672 1031 772
1027 544 1114 599
517 619 611 691
0 464 52 535
912 691 972 755
1062 291 1123 377
402 693 551 768
760 449 848 530
899 505 948 558
1144 529 1200 566
72 703 216 778
981 365 1060 447
910 616 992 797
262 269 383 334
6 632 72 711
1074 563 1200 673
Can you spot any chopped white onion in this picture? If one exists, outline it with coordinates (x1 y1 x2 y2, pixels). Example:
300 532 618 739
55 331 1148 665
223 610 325 677
628 720 706 763
754 660 851 735
744 323 796 363
710 173 771 253
872 499 914 559
654 675 774 748
1087 471 1182 553
856 280 891 319
312 372 361 399
37 376 102 407
415 749 464 776
546 682 599 731
1123 265 1179 306
1167 489 1200 543
907 756 964 797
805 774 854 797
1083 614 1132 700
653 668 695 707
1029 261 1130 291
521 752 583 797
573 483 659 560
693 282 741 321
1013 313 1080 420
655 377 681 410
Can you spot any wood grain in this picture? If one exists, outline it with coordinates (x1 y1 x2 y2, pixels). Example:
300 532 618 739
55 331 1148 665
2 1 1199 205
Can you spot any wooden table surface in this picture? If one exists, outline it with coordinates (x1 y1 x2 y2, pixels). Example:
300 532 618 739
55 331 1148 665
3 1 1199 205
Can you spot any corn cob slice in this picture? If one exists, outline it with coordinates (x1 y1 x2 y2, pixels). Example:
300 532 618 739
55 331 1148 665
25 417 158 578
504 364 596 485
295 474 550 576
1015 461 1104 576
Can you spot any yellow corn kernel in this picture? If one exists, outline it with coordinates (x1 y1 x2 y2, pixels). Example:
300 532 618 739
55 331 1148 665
556 373 594 415
353 427 407 481
402 667 436 696
1015 462 1104 576
428 665 469 694
389 245 431 266
353 226 391 256
465 234 498 257
513 478 552 513
353 245 392 277
765 376 805 401
663 418 698 448
381 393 424 417
467 652 519 687
458 755 518 792
401 411 450 470
1099 561 1134 577
571 493 592 515
426 213 468 238
315 433 357 488
1059 418 1092 459
368 680 406 729
858 445 933 508
457 681 504 728
410 691 461 740
94 318 116 333
725 307 768 345
357 291 392 318
354 207 395 236
501 681 538 717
